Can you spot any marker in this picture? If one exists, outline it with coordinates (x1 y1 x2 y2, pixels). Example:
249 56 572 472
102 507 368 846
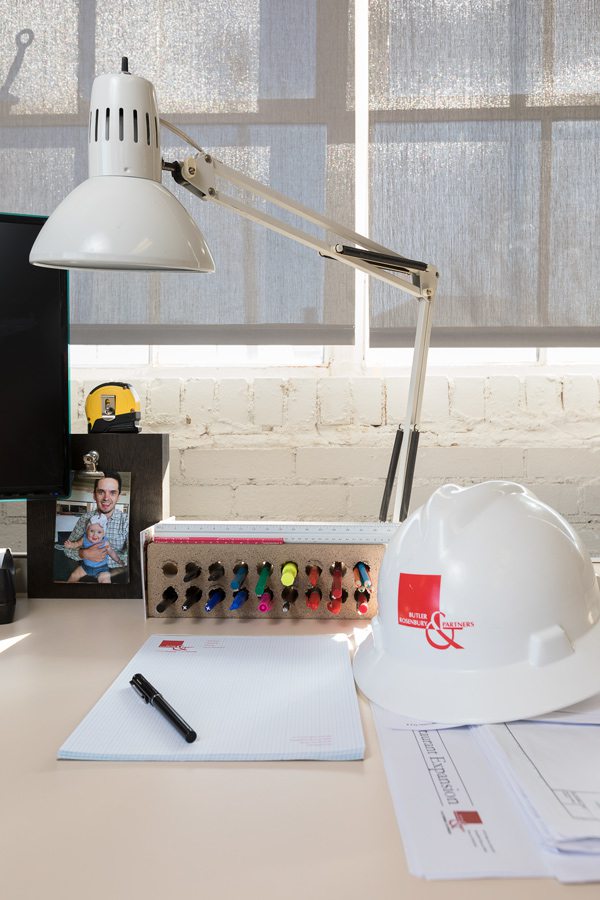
281 586 298 613
356 562 371 590
182 586 202 611
229 588 249 611
354 589 370 616
330 563 343 600
306 587 321 610
255 562 272 596
281 561 298 587
258 588 274 613
204 587 226 612
156 586 178 613
130 673 197 743
306 564 321 587
207 562 225 582
183 562 201 582
230 563 248 591
327 596 342 615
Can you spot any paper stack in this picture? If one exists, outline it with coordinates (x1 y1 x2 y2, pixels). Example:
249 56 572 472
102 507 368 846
372 693 600 882
477 719 600 881
59 634 365 762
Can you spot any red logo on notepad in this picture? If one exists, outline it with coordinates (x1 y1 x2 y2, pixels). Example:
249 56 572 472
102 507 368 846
397 573 473 651
157 639 196 652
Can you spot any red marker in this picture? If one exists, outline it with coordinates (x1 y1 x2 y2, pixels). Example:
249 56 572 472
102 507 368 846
330 564 343 600
307 564 321 587
306 588 321 610
327 597 342 615
354 589 370 616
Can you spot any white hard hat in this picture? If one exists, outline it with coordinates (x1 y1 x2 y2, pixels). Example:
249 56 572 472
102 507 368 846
353 481 600 724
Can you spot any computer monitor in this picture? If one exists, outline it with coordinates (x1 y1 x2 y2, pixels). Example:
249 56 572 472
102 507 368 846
0 212 70 499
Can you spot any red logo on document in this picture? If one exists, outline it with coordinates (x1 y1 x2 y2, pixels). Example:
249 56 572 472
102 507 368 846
397 573 473 650
450 810 483 830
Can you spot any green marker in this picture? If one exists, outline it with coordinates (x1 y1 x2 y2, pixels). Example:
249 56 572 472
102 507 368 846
281 561 298 587
255 562 272 595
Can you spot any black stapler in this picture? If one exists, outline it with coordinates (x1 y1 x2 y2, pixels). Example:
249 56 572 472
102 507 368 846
0 549 16 624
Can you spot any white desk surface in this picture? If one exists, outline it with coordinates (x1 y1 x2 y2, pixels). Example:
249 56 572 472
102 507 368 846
1 597 597 900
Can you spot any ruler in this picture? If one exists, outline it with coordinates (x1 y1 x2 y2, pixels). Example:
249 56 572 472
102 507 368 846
152 519 399 544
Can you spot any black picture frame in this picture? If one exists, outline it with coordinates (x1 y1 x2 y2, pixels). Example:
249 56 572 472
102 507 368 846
26 433 169 599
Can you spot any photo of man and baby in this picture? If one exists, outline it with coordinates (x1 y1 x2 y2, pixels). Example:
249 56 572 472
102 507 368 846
53 470 130 584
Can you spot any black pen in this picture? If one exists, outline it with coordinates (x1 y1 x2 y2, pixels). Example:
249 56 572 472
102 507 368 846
130 673 197 743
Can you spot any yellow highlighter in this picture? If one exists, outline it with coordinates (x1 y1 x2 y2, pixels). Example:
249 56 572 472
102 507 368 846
281 561 298 587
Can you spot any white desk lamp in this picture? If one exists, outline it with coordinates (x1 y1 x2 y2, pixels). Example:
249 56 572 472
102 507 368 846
30 58 438 525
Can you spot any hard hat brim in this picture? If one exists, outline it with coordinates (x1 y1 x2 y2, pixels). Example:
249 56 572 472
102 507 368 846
353 617 600 724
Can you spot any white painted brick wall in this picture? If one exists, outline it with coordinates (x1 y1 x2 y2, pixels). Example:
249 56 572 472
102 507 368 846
253 378 284 428
184 379 215 428
4 373 600 558
150 379 182 420
385 378 409 425
184 448 295 483
318 378 353 426
286 378 318 430
484 375 522 423
350 377 384 426
214 379 251 431
451 377 485 424
524 376 563 417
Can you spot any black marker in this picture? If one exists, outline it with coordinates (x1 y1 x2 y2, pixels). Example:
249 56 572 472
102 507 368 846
130 673 197 743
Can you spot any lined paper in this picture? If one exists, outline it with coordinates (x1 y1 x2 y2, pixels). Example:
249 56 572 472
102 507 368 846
58 634 364 761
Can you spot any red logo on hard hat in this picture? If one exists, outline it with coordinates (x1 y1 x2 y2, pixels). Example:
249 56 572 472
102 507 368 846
425 611 464 650
398 573 441 628
398 573 473 650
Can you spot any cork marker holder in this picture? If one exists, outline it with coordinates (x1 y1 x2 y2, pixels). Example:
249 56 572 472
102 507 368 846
144 540 387 620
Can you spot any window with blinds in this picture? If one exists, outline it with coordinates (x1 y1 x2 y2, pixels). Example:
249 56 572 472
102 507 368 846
1 1 599 348
369 0 600 347
0 0 355 345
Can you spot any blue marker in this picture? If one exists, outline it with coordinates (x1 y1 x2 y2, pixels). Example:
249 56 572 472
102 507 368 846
230 563 249 591
357 562 372 590
229 588 249 611
204 587 226 612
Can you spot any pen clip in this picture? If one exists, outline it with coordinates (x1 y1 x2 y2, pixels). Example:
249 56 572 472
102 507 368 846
130 673 152 703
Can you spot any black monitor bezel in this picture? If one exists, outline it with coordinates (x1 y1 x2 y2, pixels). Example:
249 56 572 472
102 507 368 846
0 212 71 499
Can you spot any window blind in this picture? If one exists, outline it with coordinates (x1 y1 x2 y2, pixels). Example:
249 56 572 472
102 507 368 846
0 0 355 345
2 1 599 348
369 0 600 347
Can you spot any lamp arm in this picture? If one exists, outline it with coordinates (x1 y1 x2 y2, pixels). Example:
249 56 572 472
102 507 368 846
165 148 438 302
174 160 427 300
163 132 438 523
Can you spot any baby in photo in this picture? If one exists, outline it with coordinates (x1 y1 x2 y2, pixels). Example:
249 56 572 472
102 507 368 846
64 513 123 583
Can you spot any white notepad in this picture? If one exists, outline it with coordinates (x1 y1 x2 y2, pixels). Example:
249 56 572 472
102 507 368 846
58 634 364 761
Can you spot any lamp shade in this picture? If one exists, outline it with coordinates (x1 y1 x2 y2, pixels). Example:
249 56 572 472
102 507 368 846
29 67 214 273
30 175 215 272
